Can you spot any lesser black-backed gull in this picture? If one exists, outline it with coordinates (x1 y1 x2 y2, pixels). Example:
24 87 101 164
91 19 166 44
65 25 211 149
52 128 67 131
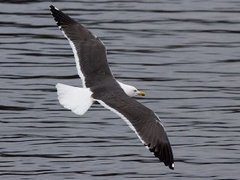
50 5 174 169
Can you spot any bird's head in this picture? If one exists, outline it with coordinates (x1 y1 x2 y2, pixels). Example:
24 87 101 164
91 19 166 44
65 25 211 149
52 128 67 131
118 81 145 97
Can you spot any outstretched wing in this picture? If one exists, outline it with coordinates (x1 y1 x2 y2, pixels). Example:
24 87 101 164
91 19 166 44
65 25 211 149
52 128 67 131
50 5 174 169
93 85 174 170
50 5 113 88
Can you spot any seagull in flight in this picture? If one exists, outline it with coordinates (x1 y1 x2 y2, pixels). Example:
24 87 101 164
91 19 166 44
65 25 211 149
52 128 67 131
50 5 174 169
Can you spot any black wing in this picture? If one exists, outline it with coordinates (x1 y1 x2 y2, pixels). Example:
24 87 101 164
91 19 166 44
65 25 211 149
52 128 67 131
92 84 174 170
50 5 113 87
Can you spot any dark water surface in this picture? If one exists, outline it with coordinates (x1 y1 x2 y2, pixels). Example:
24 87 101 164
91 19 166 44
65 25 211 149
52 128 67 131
1 0 240 179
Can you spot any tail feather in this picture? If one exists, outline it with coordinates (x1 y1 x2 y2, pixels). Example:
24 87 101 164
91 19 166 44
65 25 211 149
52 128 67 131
56 83 93 115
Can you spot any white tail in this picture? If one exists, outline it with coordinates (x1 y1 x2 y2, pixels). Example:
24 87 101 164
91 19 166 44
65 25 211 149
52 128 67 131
56 83 93 115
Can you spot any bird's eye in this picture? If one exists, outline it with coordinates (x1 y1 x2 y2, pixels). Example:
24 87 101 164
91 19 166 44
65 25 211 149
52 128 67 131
134 89 137 92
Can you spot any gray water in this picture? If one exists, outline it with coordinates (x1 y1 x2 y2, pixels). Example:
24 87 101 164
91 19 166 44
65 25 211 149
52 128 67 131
1 0 240 179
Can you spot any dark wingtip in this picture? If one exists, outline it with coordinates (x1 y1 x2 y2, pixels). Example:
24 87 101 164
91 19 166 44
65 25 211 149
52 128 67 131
49 5 60 14
49 5 58 15
49 5 56 12
149 142 174 170
49 5 76 28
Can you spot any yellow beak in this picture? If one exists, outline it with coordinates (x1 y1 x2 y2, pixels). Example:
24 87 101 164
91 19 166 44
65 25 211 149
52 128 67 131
137 90 145 96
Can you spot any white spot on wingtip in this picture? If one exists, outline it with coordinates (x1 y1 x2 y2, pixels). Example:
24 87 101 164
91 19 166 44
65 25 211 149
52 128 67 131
51 5 59 11
58 25 63 30
172 163 174 168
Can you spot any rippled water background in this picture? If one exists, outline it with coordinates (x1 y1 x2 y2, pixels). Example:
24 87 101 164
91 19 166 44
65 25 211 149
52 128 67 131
1 0 240 179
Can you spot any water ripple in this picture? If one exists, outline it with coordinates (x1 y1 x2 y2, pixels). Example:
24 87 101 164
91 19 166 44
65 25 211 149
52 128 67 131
0 0 239 180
